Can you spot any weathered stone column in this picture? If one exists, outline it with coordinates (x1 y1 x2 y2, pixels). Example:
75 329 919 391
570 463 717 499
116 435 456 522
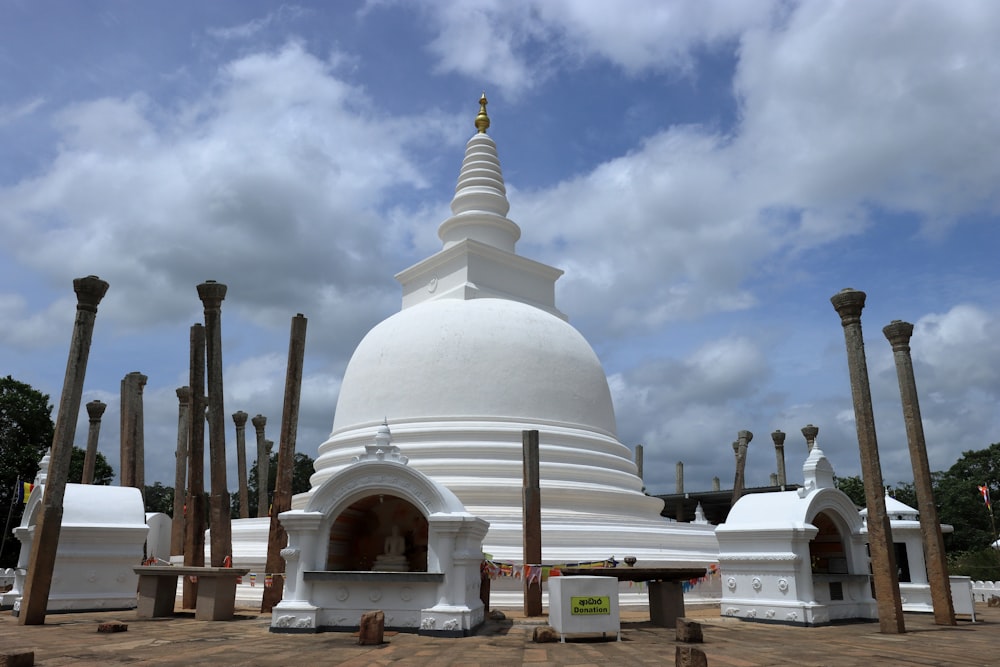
135 373 146 501
19 275 108 625
731 430 752 504
81 400 106 484
522 429 542 617
171 387 190 556
802 424 818 452
262 313 308 613
831 288 905 634
675 461 684 494
712 477 720 492
771 429 787 488
883 320 955 626
634 443 643 482
197 280 231 568
119 371 147 503
183 324 206 608
233 411 250 519
251 414 268 518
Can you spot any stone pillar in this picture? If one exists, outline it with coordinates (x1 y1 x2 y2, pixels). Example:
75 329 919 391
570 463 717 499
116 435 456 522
802 424 818 452
134 373 146 502
712 477 720 492
831 288 905 634
676 461 684 494
233 411 250 519
19 275 108 625
183 324 206 608
197 280 230 568
522 429 542 617
119 372 146 494
251 414 268 518
771 429 787 488
264 439 274 511
81 400 106 484
883 320 956 626
262 314 308 613
635 443 644 482
769 473 779 485
171 387 190 556
731 430 752 504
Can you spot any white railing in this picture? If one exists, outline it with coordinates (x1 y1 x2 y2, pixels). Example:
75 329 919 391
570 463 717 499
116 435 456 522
972 580 998 601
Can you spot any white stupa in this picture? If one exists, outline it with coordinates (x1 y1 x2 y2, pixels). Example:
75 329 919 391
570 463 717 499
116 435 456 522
305 95 717 566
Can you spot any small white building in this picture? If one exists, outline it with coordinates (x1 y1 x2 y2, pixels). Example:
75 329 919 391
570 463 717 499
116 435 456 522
716 446 877 626
2 482 148 613
271 424 489 636
860 494 954 613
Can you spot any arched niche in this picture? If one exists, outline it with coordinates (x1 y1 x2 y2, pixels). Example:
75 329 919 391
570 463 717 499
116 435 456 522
326 494 429 571
809 511 849 574
303 459 468 573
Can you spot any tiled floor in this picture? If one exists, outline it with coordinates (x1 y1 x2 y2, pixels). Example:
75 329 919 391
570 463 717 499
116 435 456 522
1 603 995 666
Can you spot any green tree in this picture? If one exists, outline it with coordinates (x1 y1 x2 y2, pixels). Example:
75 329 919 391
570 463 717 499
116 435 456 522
143 481 174 515
834 475 867 507
68 446 114 485
237 452 315 518
935 443 1000 553
1 376 55 567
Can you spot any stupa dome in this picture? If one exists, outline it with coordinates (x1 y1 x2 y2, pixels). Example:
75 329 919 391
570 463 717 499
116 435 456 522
332 297 616 436
303 95 718 577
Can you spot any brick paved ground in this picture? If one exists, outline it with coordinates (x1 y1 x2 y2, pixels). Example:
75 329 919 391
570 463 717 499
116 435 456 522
1 602 996 666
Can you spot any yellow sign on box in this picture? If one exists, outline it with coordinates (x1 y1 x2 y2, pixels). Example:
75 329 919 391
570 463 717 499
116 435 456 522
570 595 611 615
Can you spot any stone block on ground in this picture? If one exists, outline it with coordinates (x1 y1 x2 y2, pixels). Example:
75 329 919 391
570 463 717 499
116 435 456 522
488 609 506 620
0 651 35 667
358 610 385 645
676 645 708 667
97 622 128 633
532 625 559 643
988 596 1000 608
676 617 703 643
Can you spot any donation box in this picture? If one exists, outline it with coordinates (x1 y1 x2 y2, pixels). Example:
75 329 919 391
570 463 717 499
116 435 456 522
548 575 620 642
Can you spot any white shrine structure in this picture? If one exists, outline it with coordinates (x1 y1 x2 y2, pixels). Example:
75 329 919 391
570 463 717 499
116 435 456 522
298 96 717 586
271 422 489 635
715 445 878 625
860 494 955 614
1 452 148 614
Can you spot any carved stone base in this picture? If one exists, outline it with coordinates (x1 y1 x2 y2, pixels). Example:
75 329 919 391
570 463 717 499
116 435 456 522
418 603 484 637
269 602 319 633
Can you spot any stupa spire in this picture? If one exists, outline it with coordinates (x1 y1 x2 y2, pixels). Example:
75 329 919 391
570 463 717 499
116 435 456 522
437 94 520 252
475 92 490 133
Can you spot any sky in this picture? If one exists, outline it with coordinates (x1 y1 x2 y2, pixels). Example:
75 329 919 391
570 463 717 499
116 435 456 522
2 0 1000 503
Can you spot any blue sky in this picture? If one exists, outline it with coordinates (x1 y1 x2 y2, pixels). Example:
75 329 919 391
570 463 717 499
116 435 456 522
2 0 1000 500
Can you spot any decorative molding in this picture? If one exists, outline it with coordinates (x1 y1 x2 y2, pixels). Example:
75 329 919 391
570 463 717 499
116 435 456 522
751 577 762 591
280 547 300 561
718 552 800 563
727 577 737 591
421 616 436 629
777 578 789 593
368 587 382 602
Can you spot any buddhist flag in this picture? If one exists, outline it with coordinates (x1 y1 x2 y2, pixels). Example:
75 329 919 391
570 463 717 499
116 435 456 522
979 484 992 510
16 481 33 504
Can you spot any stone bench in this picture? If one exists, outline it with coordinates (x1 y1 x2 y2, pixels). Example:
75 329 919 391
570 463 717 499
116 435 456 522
133 566 249 621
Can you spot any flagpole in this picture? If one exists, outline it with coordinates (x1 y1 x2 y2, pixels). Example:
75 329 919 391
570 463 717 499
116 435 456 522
1 477 19 560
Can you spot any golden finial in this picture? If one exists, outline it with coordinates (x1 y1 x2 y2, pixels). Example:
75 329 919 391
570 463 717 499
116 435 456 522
475 92 490 133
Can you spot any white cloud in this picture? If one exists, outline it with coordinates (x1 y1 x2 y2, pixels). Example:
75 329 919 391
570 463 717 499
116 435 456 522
0 42 451 340
412 0 779 98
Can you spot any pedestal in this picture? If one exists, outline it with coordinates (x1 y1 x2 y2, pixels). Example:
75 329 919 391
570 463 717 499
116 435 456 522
649 580 685 628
